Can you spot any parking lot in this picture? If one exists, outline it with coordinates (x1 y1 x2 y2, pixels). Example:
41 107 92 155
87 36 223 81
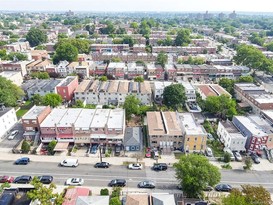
0 123 24 149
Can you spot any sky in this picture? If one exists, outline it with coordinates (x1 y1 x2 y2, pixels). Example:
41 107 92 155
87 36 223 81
0 0 273 12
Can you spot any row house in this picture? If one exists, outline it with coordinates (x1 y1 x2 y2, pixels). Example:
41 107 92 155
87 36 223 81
67 61 90 78
89 62 107 76
31 59 52 73
178 112 207 152
165 64 176 80
232 116 268 152
0 41 30 52
74 80 152 105
153 81 173 100
106 62 126 79
56 76 79 102
152 46 216 54
191 39 210 47
261 110 273 125
22 106 51 139
147 111 183 151
149 37 175 46
214 33 238 46
234 83 273 114
56 61 70 77
146 64 164 80
217 120 246 152
39 108 125 145
90 44 130 52
0 107 17 139
0 71 23 86
195 84 231 100
126 62 145 79
132 44 146 53
30 50 49 61
180 81 196 102
21 79 63 99
0 60 29 76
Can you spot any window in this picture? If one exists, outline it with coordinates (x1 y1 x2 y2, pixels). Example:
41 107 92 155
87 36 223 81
187 138 190 141
193 145 196 150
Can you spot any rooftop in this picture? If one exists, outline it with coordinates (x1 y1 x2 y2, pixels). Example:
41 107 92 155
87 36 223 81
178 113 206 136
22 106 48 120
0 107 13 118
91 109 111 128
40 109 68 127
0 71 21 78
74 109 96 129
57 108 82 127
107 109 124 129
58 76 77 87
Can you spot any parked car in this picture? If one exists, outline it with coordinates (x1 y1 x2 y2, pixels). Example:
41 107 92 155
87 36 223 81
8 130 19 140
94 162 110 168
65 178 84 186
14 157 30 165
250 153 260 164
13 175 32 184
233 151 242 162
205 147 213 157
109 179 126 187
215 184 232 192
115 144 122 156
128 163 143 170
152 163 168 171
38 175 53 184
203 186 214 191
60 158 79 167
138 180 155 189
0 176 14 183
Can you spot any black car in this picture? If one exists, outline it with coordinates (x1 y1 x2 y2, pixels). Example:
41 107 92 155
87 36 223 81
38 175 53 184
152 163 168 171
14 157 30 165
109 179 126 187
250 153 260 164
13 175 32 184
138 180 155 189
215 184 232 192
94 162 110 168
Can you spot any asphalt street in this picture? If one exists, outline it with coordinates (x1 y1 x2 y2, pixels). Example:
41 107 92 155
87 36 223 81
1 160 273 192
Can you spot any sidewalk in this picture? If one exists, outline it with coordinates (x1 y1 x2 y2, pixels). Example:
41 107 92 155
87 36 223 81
0 148 178 167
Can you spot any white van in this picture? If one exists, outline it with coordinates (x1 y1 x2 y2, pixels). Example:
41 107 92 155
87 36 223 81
206 147 213 157
60 158 79 167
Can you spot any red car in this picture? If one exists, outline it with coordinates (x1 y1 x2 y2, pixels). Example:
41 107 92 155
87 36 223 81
145 147 151 158
0 176 14 183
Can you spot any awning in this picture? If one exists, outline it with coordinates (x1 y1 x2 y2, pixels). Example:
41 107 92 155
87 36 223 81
54 142 69 151
23 132 36 136
58 134 73 139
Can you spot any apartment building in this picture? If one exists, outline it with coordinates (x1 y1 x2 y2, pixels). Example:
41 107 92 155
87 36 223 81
180 81 196 102
153 81 173 100
146 64 164 80
126 62 145 79
0 106 17 138
132 44 146 53
39 108 125 145
90 44 129 52
177 113 207 152
0 61 29 76
22 105 51 138
232 116 268 152
0 71 23 86
152 46 216 54
107 62 126 79
56 61 70 77
56 76 78 102
217 120 246 152
195 84 231 100
147 111 183 150
74 80 152 105
234 83 273 114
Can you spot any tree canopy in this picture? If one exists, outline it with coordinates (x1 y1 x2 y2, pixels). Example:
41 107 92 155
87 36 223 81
30 72 50 79
55 38 90 54
163 84 186 109
26 27 47 47
238 75 254 83
134 76 144 83
174 29 191 46
0 76 24 107
218 78 235 96
123 95 140 120
42 93 62 108
222 185 271 205
156 51 168 68
27 177 64 205
53 42 78 64
174 154 221 198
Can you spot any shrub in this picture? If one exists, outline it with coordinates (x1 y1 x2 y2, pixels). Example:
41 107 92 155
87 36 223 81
100 188 109 196
244 156 252 170
111 187 121 198
223 152 231 163
221 163 232 169
21 140 30 154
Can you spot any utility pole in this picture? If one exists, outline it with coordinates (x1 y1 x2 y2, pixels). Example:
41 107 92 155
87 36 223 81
99 144 102 163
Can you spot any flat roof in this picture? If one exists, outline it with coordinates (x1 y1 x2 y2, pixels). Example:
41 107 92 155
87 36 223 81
22 106 48 120
162 112 182 135
0 107 13 118
178 113 206 135
57 108 82 127
91 109 111 128
107 109 124 129
74 109 96 129
147 112 165 136
40 109 68 127
58 76 76 87
0 71 21 78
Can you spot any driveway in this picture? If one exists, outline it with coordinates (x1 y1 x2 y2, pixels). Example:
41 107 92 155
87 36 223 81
0 123 24 149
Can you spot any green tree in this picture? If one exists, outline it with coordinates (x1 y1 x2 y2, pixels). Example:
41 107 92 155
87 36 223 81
218 78 235 95
134 76 144 82
31 94 44 105
163 84 186 109
53 42 78 64
109 197 121 205
43 93 62 108
156 51 168 68
72 100 84 108
248 33 265 46
266 42 273 52
0 182 11 194
31 72 50 79
21 140 31 154
47 140 57 155
123 95 140 120
222 185 271 205
99 76 108 81
26 27 47 47
35 45 46 50
130 22 139 29
55 38 90 54
174 154 221 198
27 177 64 205
238 75 254 83
223 152 231 163
244 156 252 170
111 187 121 198
174 29 191 46
100 188 109 196
111 57 121 62
122 35 135 47
99 21 115 34
7 52 28 61
0 76 24 107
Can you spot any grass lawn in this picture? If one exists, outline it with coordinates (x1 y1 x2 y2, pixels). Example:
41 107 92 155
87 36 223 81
174 151 184 159
16 101 33 119
207 140 224 157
